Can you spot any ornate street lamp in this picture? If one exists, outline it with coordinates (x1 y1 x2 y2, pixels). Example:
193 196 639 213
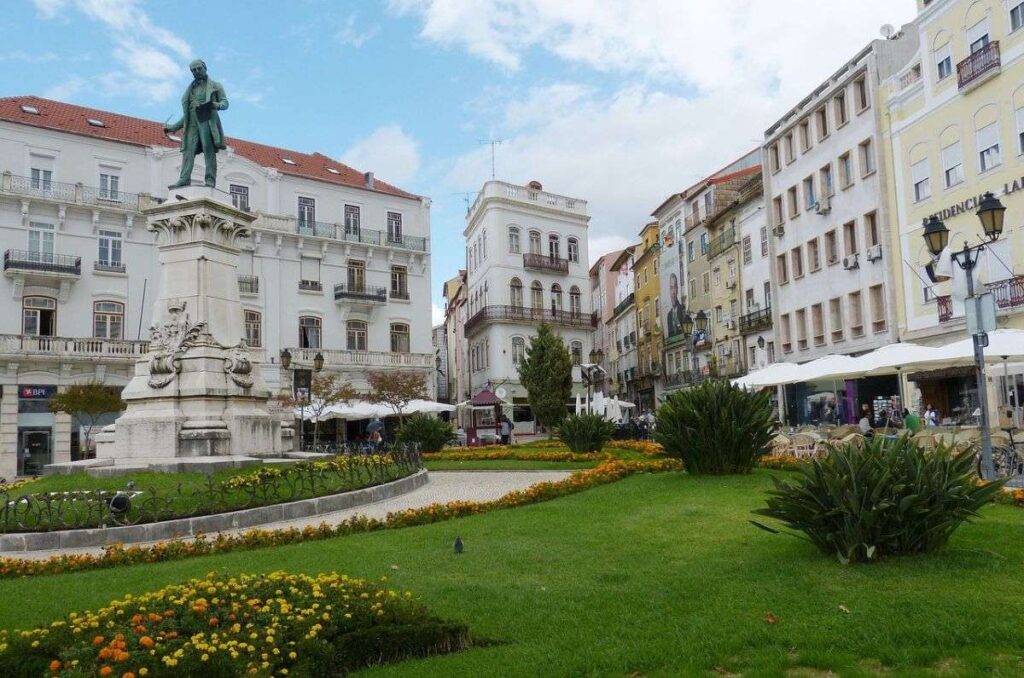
922 216 949 257
681 313 694 336
976 191 1006 240
589 348 598 364
695 310 709 332
313 352 325 372
279 348 292 369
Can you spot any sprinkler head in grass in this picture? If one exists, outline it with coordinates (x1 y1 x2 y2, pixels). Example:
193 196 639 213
453 536 464 554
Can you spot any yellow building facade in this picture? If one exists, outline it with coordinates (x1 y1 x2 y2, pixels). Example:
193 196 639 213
883 0 1024 419
631 222 662 410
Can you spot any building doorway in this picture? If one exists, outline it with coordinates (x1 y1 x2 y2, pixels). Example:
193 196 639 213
18 427 51 475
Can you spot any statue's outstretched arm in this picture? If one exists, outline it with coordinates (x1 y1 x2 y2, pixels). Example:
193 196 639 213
165 115 185 133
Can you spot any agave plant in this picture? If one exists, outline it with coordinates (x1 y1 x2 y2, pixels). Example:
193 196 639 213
557 414 616 453
654 380 775 474
751 435 1004 564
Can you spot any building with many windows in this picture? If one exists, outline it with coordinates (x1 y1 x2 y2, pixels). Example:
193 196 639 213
0 96 433 476
589 248 624 396
882 0 1024 421
609 247 638 400
631 223 662 411
763 33 917 424
461 180 594 436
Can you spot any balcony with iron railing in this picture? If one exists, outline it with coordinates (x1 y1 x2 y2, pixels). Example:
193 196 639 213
612 292 635 318
260 215 428 252
333 283 388 304
4 249 81 277
0 334 149 360
937 295 954 323
706 227 737 261
985 275 1024 311
298 279 323 292
958 41 1000 91
0 172 142 211
94 260 126 274
464 305 597 335
522 252 570 274
739 306 772 334
238 274 259 296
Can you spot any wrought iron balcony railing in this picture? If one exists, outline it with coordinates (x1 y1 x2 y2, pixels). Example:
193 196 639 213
958 41 1000 91
985 275 1024 311
4 249 81 276
333 283 387 303
522 253 570 273
613 292 635 317
464 304 597 335
937 295 954 323
298 279 323 292
94 261 126 274
739 306 772 334
238 274 259 295
1 173 141 211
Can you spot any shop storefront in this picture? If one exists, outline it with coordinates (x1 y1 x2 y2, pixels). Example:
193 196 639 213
783 375 901 427
908 366 978 426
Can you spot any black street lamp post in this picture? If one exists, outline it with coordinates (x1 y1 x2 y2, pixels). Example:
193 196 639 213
921 191 1006 479
681 310 709 383
280 348 324 451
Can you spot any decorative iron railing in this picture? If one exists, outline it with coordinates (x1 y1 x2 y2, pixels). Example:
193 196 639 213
522 253 570 273
985 275 1024 311
958 41 1000 91
4 249 81 275
94 261 126 274
238 274 259 295
613 292 635 318
299 279 323 292
937 295 953 323
334 283 387 303
739 307 772 334
464 304 597 334
0 448 421 533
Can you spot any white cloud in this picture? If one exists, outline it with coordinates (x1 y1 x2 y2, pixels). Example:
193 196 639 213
409 0 917 262
33 0 191 102
336 12 380 48
43 75 88 100
0 50 59 63
341 125 422 186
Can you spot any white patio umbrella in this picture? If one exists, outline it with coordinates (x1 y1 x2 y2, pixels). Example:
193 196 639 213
593 391 606 416
733 361 807 388
921 328 1024 367
856 342 945 377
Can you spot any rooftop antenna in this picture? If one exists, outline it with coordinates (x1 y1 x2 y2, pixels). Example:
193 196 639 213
477 137 506 180
880 24 895 39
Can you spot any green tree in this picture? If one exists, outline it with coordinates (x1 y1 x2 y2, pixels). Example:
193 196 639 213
279 373 357 449
48 381 126 458
367 370 428 424
517 323 572 433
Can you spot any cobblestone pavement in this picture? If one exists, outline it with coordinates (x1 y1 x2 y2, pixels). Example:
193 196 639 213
8 471 573 560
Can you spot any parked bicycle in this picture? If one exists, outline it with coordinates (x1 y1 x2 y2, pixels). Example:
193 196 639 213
976 429 1024 480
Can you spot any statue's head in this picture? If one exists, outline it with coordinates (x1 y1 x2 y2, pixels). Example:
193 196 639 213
189 59 207 81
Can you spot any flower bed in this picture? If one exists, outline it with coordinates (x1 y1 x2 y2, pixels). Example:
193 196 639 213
0 459 681 580
994 487 1024 507
424 450 606 463
0 570 470 677
0 453 419 534
606 440 664 457
758 454 808 471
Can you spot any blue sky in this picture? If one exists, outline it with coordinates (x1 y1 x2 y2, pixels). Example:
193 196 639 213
2 0 917 323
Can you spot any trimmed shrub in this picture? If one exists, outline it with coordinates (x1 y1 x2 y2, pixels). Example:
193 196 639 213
396 414 455 453
752 436 1004 564
654 380 775 474
557 414 616 453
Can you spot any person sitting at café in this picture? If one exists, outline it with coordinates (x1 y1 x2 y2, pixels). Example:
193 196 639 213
858 403 874 437
903 408 922 433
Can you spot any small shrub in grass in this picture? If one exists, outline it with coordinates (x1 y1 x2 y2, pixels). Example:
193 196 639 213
557 413 616 453
0 570 471 677
751 436 1004 564
396 414 455 453
654 379 775 474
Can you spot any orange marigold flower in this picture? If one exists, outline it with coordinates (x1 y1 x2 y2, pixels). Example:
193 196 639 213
139 636 155 649
49 659 61 672
99 668 114 677
93 635 106 646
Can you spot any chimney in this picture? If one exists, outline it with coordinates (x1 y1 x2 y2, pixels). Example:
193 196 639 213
364 171 374 189
526 180 543 190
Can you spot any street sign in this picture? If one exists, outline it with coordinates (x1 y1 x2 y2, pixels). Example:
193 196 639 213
966 292 997 336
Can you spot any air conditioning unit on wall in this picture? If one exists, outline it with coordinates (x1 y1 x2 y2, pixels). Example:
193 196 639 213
772 225 785 237
814 197 831 215
865 244 883 261
843 254 860 270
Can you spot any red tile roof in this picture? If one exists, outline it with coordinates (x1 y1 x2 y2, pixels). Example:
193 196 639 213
0 96 418 200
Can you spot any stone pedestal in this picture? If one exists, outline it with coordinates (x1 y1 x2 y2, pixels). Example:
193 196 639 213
96 186 284 462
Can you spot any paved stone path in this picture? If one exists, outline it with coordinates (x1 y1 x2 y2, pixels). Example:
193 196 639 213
8 471 572 560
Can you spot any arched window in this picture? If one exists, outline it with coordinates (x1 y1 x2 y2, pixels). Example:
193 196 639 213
548 234 561 259
570 341 583 366
569 286 581 317
508 226 521 253
22 296 56 336
568 237 579 263
511 336 526 366
390 322 410 353
93 301 124 339
346 319 367 351
550 283 563 313
299 316 322 348
244 310 262 347
510 278 523 308
528 230 541 255
531 281 543 309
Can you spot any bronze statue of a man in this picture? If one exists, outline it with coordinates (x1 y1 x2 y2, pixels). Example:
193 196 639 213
164 59 229 188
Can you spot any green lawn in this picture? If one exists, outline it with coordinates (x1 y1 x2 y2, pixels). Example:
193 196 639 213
3 471 1024 676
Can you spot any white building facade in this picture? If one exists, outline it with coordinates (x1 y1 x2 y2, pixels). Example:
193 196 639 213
0 96 433 476
734 179 775 372
462 180 594 435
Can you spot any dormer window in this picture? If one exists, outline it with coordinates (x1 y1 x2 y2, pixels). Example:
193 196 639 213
326 167 340 174
282 158 296 165
20 105 39 115
87 118 106 127
168 134 181 142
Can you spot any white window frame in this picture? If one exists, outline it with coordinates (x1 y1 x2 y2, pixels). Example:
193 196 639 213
976 122 1001 173
93 301 124 340
1017 105 1024 155
230 184 250 211
941 140 964 188
1013 1 1024 32
911 158 931 202
97 229 123 268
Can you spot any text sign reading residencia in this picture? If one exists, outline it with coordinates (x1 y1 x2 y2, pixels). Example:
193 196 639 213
929 175 1024 222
